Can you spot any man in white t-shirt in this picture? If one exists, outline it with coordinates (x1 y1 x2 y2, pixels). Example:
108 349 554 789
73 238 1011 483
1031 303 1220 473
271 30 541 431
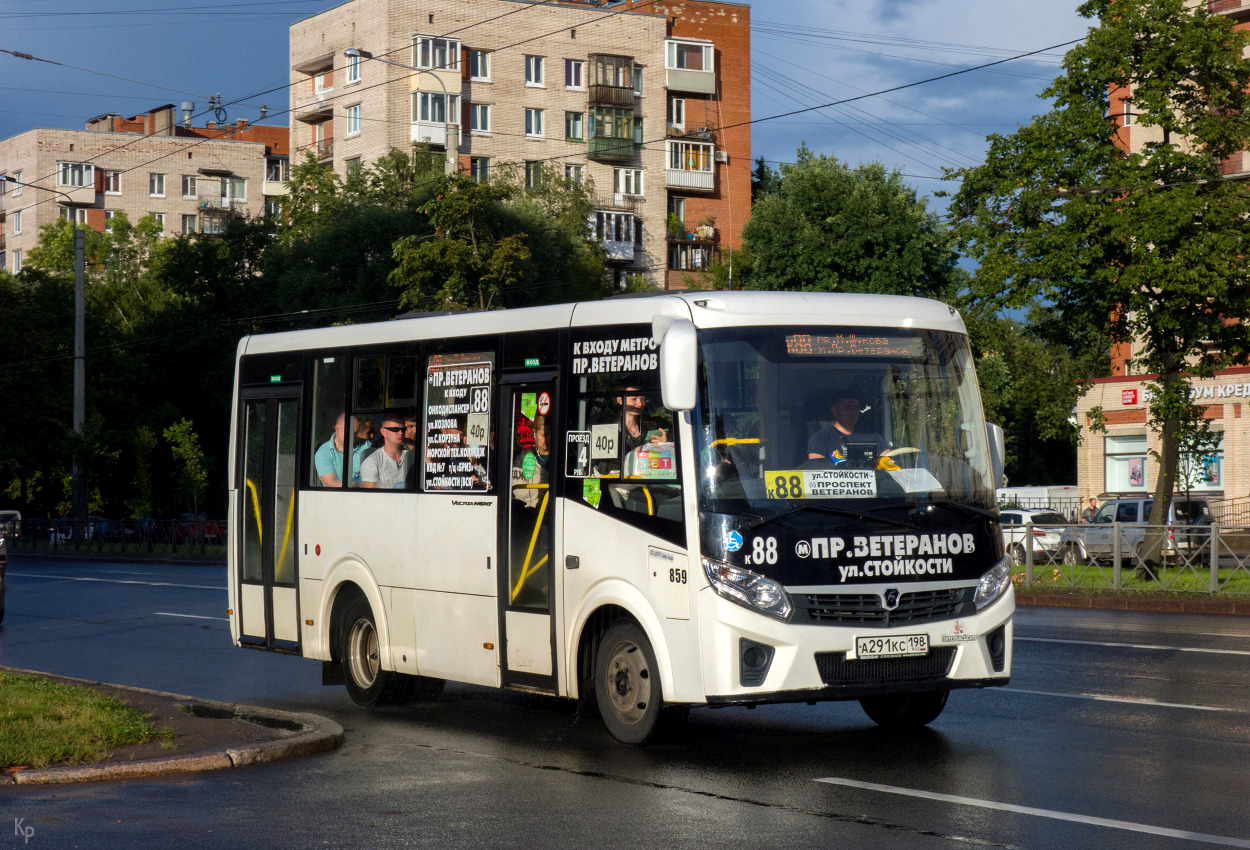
360 413 411 489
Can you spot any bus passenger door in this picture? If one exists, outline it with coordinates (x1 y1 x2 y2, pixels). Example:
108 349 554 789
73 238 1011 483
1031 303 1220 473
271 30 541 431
237 388 301 652
498 378 558 691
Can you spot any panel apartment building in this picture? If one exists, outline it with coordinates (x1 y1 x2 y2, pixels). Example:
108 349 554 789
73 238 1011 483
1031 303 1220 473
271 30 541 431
1072 1 1250 504
0 105 290 273
288 0 750 290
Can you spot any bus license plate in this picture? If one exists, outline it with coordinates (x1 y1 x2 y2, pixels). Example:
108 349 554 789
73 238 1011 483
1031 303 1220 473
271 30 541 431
856 634 929 659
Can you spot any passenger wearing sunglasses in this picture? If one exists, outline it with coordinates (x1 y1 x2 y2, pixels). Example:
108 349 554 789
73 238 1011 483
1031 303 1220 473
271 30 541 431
360 412 413 489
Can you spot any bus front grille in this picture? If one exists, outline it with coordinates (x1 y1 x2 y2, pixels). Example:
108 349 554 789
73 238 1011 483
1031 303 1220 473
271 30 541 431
815 648 956 685
797 588 971 627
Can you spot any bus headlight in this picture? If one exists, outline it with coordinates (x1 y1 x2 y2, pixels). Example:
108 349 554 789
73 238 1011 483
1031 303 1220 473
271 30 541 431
702 558 793 622
973 556 1012 610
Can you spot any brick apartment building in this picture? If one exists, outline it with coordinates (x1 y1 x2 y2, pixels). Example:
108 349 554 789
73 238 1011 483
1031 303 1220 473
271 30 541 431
288 0 750 290
1072 1 1250 503
0 105 289 273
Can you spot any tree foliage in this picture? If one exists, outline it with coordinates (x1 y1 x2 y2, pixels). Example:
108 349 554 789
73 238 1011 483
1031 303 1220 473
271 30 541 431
949 0 1250 524
739 144 967 300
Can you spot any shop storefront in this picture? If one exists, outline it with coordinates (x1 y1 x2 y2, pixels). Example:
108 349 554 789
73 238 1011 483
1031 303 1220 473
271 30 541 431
1074 369 1248 501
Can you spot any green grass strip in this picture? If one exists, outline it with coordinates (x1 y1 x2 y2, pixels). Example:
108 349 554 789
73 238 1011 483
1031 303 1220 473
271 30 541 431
0 672 155 769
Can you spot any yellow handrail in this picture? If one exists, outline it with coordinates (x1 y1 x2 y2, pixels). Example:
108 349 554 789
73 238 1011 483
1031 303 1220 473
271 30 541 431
246 478 262 544
275 489 296 583
511 489 550 602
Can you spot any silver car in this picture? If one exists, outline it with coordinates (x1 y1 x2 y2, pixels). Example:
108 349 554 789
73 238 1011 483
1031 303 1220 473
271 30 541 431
1001 508 1068 566
1059 497 1211 565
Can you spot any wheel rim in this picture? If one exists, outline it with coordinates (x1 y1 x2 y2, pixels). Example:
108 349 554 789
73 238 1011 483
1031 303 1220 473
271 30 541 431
347 617 379 689
604 638 651 725
1010 545 1023 566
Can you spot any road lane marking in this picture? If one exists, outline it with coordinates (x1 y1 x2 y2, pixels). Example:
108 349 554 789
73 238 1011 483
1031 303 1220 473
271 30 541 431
6 572 223 591
1017 636 1250 656
996 687 1233 712
813 777 1250 848
154 612 229 622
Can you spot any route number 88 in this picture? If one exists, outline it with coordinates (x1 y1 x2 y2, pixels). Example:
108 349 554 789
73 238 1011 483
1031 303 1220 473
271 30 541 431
773 474 803 499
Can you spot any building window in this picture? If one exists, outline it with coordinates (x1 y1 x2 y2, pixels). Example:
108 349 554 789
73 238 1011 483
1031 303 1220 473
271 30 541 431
669 140 713 172
11 170 20 195
345 157 362 176
593 211 636 244
565 111 583 141
525 107 544 138
182 175 197 198
12 250 20 273
565 59 584 89
1180 434 1224 492
314 71 331 93
415 35 460 71
614 168 643 196
149 172 165 197
104 210 115 232
666 41 712 71
565 164 583 183
151 212 165 234
669 97 684 129
525 55 544 86
414 91 460 124
182 214 198 234
266 157 289 182
525 161 542 189
265 199 282 219
633 65 643 96
104 171 121 194
58 162 94 188
1104 434 1148 492
669 241 712 271
61 207 87 224
346 104 361 136
470 49 491 81
225 176 246 202
590 107 633 140
634 116 644 146
669 196 686 227
346 52 361 83
11 209 20 235
470 103 491 133
471 157 489 183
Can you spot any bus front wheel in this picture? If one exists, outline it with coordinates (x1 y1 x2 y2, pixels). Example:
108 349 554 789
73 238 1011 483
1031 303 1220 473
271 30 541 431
340 596 424 707
859 689 949 729
595 622 681 744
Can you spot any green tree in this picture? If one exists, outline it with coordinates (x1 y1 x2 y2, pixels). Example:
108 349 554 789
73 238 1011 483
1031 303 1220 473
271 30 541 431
740 144 967 300
163 419 207 515
948 0 1250 531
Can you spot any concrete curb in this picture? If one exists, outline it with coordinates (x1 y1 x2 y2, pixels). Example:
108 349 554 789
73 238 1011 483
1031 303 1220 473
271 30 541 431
1 667 343 785
1016 593 1250 615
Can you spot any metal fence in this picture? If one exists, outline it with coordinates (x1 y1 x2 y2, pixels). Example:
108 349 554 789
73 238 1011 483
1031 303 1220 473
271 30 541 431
1011 521 1250 594
1 517 226 559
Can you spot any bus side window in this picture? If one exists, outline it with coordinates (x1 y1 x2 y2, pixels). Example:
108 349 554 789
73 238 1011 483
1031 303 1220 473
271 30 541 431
347 415 377 488
309 356 348 488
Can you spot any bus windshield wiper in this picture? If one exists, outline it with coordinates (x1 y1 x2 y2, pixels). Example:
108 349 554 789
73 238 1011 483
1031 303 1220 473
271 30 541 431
745 502 913 531
920 499 1000 521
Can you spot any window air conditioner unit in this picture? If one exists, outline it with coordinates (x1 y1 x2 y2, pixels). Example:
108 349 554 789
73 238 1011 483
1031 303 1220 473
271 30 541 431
714 150 728 163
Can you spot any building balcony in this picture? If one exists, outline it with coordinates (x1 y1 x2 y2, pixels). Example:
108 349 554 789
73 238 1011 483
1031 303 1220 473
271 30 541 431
666 67 715 95
666 168 715 191
595 192 643 213
411 120 455 148
54 185 97 205
588 135 635 162
293 91 334 123
589 84 635 108
1210 0 1250 16
263 181 290 197
295 139 333 162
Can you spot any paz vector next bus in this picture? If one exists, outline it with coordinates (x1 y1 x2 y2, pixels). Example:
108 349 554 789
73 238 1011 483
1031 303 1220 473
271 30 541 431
227 291 1013 744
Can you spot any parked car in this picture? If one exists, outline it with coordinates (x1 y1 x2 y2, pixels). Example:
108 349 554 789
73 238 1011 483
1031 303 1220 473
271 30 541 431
0 509 21 541
1001 508 1069 566
1059 497 1212 565
172 514 226 544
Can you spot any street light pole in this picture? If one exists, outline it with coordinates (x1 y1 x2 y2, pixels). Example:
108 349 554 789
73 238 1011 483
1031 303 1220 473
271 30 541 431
3 176 88 534
344 48 459 175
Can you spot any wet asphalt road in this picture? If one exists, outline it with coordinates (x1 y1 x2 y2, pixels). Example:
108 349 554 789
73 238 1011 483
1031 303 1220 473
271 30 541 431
1 557 1249 849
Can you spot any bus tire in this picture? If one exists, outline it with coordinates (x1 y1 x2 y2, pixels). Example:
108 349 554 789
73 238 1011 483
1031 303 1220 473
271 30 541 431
339 596 409 708
596 621 670 744
859 689 948 729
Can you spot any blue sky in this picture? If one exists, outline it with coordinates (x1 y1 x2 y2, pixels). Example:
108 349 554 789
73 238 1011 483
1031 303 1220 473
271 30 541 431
0 0 1089 206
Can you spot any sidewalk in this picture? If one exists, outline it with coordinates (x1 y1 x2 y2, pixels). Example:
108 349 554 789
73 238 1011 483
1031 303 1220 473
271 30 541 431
1 667 343 785
1016 593 1250 615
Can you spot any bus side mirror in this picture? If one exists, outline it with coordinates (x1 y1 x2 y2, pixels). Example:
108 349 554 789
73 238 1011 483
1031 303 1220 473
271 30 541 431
654 317 697 411
987 423 1005 490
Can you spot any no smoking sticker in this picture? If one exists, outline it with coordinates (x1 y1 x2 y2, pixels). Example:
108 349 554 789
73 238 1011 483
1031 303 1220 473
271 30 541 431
537 392 551 416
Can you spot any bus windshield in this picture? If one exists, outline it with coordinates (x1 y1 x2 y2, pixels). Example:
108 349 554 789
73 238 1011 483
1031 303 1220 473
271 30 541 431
695 326 995 512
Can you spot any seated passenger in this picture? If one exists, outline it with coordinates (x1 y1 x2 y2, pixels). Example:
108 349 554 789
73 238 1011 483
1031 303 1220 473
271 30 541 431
360 413 411 489
315 414 348 487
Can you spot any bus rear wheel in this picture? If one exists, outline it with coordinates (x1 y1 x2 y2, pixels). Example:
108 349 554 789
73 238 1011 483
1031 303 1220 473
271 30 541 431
595 622 681 744
859 689 949 729
339 597 434 707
